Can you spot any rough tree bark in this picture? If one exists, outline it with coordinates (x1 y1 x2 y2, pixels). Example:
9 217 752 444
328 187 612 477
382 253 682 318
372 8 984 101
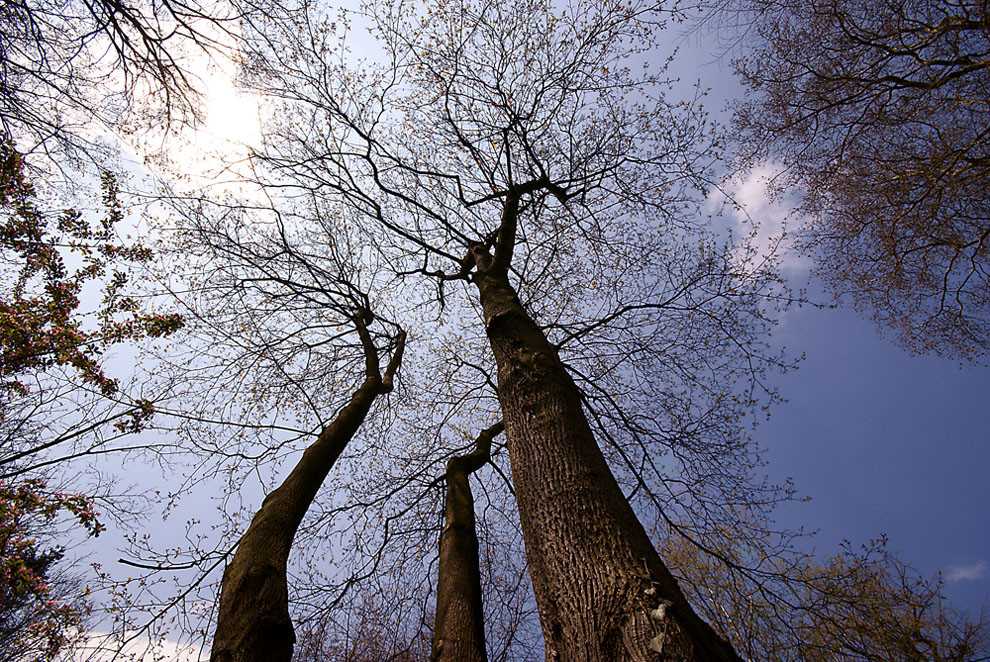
431 420 503 662
210 310 404 662
465 184 742 661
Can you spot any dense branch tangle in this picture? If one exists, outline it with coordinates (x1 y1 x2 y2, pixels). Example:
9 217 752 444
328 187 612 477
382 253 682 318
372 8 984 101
229 0 797 659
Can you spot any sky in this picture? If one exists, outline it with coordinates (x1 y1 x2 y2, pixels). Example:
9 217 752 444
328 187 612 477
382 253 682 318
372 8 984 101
63 4 990 658
763 296 990 613
713 164 990 613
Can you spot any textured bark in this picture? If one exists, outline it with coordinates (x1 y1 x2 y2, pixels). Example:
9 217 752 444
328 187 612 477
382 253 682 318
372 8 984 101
210 318 404 662
431 421 503 662
466 189 742 661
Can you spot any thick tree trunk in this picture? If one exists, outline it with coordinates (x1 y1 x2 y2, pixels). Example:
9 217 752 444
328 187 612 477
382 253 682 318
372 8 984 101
210 319 403 662
431 421 503 662
467 192 740 661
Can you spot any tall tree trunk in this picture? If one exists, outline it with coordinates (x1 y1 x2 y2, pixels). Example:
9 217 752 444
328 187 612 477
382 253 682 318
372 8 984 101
210 315 404 662
431 421 503 662
465 189 741 661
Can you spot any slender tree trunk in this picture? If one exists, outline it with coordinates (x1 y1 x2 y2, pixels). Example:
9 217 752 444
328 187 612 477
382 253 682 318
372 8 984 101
431 421 503 662
210 318 403 662
466 191 741 661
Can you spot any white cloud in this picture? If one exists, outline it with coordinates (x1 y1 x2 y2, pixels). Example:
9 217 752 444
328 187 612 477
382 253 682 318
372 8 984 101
708 163 810 275
72 632 207 662
946 560 987 582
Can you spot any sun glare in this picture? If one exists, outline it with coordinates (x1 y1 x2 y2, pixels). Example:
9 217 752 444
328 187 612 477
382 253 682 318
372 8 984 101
201 59 262 150
123 23 264 194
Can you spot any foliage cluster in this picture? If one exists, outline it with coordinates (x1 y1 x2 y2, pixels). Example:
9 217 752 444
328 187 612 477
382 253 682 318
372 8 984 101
0 134 183 659
1 136 182 398
0 478 102 660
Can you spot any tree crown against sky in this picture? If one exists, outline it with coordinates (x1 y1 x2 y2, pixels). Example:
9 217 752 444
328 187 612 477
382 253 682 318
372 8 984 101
0 134 186 660
0 133 184 479
118 0 803 658
1 137 182 397
0 477 103 662
664 527 990 662
1 0 986 659
147 0 797 563
724 0 990 360
0 0 222 646
0 0 239 167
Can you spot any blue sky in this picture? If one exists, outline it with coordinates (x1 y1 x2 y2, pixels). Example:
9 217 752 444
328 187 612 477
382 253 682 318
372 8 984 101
762 290 990 614
708 159 990 615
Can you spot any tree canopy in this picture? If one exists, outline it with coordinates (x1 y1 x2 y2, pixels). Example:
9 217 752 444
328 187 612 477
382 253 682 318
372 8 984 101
728 0 990 360
0 133 183 660
0 0 987 660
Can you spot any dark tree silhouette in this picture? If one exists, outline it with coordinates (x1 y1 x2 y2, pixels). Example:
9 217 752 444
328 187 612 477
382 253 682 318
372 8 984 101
212 308 404 662
431 421 502 662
